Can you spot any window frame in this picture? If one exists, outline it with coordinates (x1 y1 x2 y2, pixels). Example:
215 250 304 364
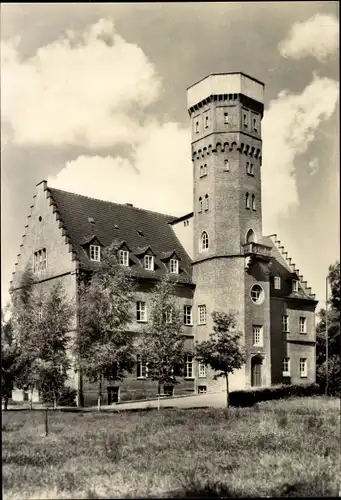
198 305 207 325
34 248 48 271
299 358 307 378
144 254 154 271
282 357 291 376
200 231 209 251
184 354 194 378
136 301 147 322
282 315 289 333
198 360 206 378
252 325 263 347
299 316 307 334
170 258 179 274
250 284 264 305
119 249 129 267
90 244 101 262
183 305 193 326
274 276 281 290
292 279 299 293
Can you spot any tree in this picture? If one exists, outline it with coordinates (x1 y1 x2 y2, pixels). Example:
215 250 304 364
35 282 75 408
1 315 20 410
136 273 185 410
316 262 340 396
75 243 136 410
196 311 246 408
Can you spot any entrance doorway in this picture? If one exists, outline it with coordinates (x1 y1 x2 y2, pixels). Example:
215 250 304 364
251 356 262 387
107 386 119 404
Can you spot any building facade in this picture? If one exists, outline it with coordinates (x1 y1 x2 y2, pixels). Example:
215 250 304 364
10 73 317 405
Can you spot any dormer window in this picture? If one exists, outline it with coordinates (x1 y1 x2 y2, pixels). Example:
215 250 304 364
119 250 129 267
90 245 101 262
292 279 299 293
144 255 154 271
170 258 179 274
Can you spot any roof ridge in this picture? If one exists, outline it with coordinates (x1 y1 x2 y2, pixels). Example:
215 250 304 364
47 186 178 220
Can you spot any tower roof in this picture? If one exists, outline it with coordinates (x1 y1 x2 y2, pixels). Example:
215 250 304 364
187 72 265 109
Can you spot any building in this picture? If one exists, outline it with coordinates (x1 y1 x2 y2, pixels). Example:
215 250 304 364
10 72 317 405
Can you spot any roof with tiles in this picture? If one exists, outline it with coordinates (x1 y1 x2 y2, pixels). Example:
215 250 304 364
261 235 316 302
47 187 193 284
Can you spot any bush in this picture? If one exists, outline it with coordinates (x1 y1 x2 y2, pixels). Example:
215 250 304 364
58 387 77 407
229 383 321 407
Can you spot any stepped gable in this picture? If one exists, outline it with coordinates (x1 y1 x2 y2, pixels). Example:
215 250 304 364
261 234 316 301
47 187 193 283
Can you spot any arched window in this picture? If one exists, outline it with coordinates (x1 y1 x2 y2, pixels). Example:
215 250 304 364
252 194 256 211
204 194 209 211
200 232 209 251
224 159 230 171
200 165 204 177
246 229 255 243
246 192 250 209
198 196 202 213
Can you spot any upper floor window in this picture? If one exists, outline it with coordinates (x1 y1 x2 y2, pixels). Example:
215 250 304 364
252 194 256 211
90 245 101 262
250 284 264 304
136 301 147 322
195 120 199 133
136 355 148 379
253 118 257 132
119 250 129 267
144 255 154 271
198 360 206 378
252 325 263 346
170 258 179 274
299 358 307 377
198 197 203 213
183 305 192 325
282 357 290 376
204 194 209 211
246 192 250 209
243 113 248 128
198 305 207 325
247 162 254 176
224 159 230 171
282 315 289 332
200 231 209 251
274 276 281 290
185 354 193 378
34 248 47 271
299 316 307 334
200 164 208 178
292 280 299 293
224 112 229 124
205 115 209 128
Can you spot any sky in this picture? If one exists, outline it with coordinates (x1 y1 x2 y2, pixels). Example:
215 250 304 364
1 2 339 310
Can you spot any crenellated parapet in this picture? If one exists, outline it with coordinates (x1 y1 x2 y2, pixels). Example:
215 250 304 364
268 234 315 299
192 140 261 161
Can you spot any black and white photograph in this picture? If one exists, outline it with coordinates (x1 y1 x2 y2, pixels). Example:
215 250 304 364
1 2 340 499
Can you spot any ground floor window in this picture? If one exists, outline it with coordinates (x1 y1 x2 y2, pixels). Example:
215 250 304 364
185 355 193 378
198 386 207 394
163 385 174 397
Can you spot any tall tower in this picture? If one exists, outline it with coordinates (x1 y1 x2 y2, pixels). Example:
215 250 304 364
187 73 272 391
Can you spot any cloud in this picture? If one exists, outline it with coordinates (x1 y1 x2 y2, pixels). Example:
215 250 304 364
262 74 339 232
48 122 192 217
278 13 339 62
1 19 162 147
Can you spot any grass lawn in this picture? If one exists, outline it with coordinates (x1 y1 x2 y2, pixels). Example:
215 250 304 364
2 396 341 499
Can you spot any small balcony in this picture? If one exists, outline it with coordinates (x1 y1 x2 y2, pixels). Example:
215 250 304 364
242 242 272 261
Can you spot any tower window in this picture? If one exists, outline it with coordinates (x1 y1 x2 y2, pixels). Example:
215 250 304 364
205 115 209 128
203 164 208 176
247 162 254 176
253 117 258 132
90 245 100 262
200 231 209 251
195 120 199 133
246 192 250 209
252 325 263 346
224 112 229 124
250 284 264 304
224 159 230 171
204 194 209 211
198 197 203 213
243 113 248 128
252 194 256 211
